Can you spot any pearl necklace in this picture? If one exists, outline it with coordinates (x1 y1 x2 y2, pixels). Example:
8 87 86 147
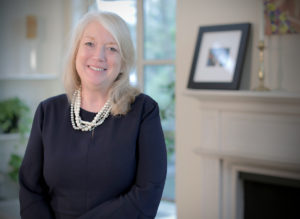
70 89 112 131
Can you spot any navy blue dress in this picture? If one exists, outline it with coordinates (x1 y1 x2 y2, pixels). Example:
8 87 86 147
19 93 167 219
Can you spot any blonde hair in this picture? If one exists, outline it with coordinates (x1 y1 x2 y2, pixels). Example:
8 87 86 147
64 11 140 115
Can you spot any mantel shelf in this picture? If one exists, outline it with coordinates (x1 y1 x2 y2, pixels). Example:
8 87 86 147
194 147 300 171
184 89 300 104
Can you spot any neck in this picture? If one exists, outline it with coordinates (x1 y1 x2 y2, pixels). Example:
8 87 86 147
80 87 109 113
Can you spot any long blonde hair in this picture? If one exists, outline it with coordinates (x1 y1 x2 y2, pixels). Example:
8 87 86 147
64 11 140 115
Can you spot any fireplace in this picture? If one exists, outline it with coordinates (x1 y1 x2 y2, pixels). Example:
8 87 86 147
239 171 300 219
239 172 300 219
186 90 300 219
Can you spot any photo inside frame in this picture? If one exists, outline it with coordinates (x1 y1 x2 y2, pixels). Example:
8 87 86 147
193 30 242 83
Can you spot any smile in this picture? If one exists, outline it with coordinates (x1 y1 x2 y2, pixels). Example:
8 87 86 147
88 65 107 71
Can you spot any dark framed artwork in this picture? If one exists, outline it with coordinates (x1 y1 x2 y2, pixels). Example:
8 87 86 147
187 23 251 90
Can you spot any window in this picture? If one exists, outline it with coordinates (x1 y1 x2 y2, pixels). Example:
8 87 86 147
92 0 176 205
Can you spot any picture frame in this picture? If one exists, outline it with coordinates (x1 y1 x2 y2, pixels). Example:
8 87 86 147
187 23 251 90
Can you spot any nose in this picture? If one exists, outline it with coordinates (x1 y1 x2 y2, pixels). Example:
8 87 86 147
96 46 106 61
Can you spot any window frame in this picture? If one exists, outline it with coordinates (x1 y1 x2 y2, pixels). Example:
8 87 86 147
136 0 175 91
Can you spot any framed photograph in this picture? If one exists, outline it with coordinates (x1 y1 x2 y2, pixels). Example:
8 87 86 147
187 23 250 90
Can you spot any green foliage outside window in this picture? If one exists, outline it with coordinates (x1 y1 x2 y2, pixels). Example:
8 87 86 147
144 65 175 158
159 81 175 157
144 0 176 60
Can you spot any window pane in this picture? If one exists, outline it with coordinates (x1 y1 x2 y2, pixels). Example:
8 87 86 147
144 65 175 201
144 65 175 131
144 0 176 60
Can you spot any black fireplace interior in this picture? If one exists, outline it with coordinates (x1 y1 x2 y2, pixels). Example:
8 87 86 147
239 172 300 219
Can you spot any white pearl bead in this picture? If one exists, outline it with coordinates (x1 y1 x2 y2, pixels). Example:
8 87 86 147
70 88 111 132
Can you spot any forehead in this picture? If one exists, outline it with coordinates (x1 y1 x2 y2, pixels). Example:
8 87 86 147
82 21 117 43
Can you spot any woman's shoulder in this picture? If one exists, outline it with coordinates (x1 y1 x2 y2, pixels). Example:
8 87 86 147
32 94 69 124
134 93 158 109
131 93 159 118
39 94 69 110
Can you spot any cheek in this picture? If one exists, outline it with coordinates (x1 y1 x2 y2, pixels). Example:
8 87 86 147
111 56 122 71
77 45 91 61
76 49 86 63
75 49 88 71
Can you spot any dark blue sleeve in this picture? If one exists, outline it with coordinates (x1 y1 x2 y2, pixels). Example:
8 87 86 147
19 103 55 219
78 101 167 219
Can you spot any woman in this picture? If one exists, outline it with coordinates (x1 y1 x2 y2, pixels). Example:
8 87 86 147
19 11 167 219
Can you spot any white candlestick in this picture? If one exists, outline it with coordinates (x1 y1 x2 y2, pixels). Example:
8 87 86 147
259 0 265 41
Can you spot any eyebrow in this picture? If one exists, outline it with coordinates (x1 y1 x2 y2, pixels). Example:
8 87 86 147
106 42 118 46
82 36 118 46
83 36 95 41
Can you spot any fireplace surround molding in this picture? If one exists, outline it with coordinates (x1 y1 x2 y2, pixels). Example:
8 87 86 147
185 90 300 219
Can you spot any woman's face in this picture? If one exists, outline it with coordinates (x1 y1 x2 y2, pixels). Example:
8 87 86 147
75 21 122 92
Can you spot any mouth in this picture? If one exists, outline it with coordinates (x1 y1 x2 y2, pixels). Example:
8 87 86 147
88 65 107 72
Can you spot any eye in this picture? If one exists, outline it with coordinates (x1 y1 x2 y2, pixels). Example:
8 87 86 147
107 46 119 52
84 42 94 47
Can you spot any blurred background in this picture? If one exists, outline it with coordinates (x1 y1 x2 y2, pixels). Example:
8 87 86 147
0 0 299 219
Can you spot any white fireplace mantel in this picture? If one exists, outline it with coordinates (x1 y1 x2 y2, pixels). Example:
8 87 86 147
185 89 300 219
184 89 300 104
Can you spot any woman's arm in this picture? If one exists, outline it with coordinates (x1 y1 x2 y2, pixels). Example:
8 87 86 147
78 100 167 219
19 103 55 219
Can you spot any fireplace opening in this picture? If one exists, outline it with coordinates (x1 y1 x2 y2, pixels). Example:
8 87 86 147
239 172 300 219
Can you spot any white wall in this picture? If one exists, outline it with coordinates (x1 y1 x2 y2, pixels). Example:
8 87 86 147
0 0 71 114
175 0 300 218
